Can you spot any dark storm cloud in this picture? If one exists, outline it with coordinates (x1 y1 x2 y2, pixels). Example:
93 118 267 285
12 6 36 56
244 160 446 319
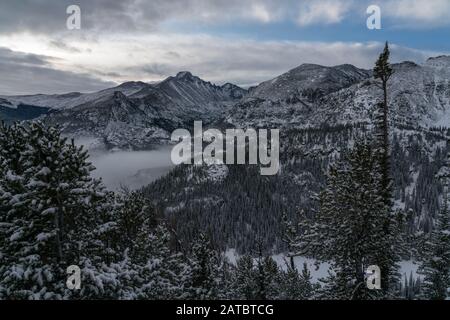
0 47 115 95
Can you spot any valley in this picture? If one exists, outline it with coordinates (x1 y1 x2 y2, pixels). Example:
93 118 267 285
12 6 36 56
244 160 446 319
2 56 450 253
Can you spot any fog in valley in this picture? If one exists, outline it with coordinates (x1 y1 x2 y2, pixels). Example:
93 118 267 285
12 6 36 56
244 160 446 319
74 137 174 190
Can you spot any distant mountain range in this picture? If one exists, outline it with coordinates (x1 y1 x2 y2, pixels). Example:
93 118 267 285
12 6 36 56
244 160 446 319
0 71 246 149
2 56 450 150
2 55 450 252
229 56 450 130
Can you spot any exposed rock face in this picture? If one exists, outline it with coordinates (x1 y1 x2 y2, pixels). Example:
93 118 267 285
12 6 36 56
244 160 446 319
1 73 246 149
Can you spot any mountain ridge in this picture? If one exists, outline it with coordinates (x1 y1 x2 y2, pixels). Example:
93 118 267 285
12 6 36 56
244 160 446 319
2 55 450 150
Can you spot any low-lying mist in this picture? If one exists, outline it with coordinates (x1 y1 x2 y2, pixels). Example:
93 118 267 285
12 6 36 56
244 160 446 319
89 147 174 191
74 138 174 190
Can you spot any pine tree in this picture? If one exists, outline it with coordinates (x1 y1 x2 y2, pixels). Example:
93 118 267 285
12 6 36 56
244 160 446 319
278 261 314 300
188 233 221 299
417 183 450 300
0 122 203 300
137 225 191 299
114 190 158 263
374 42 394 200
373 42 403 295
296 142 401 299
0 122 117 299
217 259 236 299
254 254 279 300
112 191 190 299
277 263 302 300
233 254 257 299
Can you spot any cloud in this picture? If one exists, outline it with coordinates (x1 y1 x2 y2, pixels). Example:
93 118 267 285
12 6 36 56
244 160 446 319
0 0 355 36
0 35 443 95
0 1 447 95
0 47 115 95
0 0 140 35
297 0 351 26
1 0 449 37
0 47 52 66
0 0 274 35
382 0 450 27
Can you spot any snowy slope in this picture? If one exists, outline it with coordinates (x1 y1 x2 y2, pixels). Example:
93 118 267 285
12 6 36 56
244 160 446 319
248 64 370 102
0 81 149 110
39 72 246 149
228 56 450 130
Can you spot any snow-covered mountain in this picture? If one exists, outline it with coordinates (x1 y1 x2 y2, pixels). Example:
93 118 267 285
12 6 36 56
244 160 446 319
2 55 450 252
227 56 450 130
1 72 246 149
247 63 370 102
0 81 150 110
3 55 450 150
140 56 450 251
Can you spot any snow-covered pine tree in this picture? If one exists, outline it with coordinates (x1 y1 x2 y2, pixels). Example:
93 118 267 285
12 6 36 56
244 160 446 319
417 181 450 300
112 191 190 299
277 261 314 300
298 141 400 299
373 42 394 206
216 259 236 299
114 190 158 263
253 244 279 300
188 232 222 299
137 224 191 299
373 42 403 295
233 254 257 299
0 122 117 299
277 263 303 300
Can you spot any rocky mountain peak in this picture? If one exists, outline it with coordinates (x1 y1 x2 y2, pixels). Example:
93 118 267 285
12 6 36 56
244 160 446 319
248 62 370 102
175 71 195 81
116 81 148 89
221 83 247 99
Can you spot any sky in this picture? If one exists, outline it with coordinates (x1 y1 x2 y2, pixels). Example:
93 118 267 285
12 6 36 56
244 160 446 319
0 0 449 95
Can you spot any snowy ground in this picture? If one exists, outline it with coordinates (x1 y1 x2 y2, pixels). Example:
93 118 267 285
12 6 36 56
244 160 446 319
225 249 420 283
